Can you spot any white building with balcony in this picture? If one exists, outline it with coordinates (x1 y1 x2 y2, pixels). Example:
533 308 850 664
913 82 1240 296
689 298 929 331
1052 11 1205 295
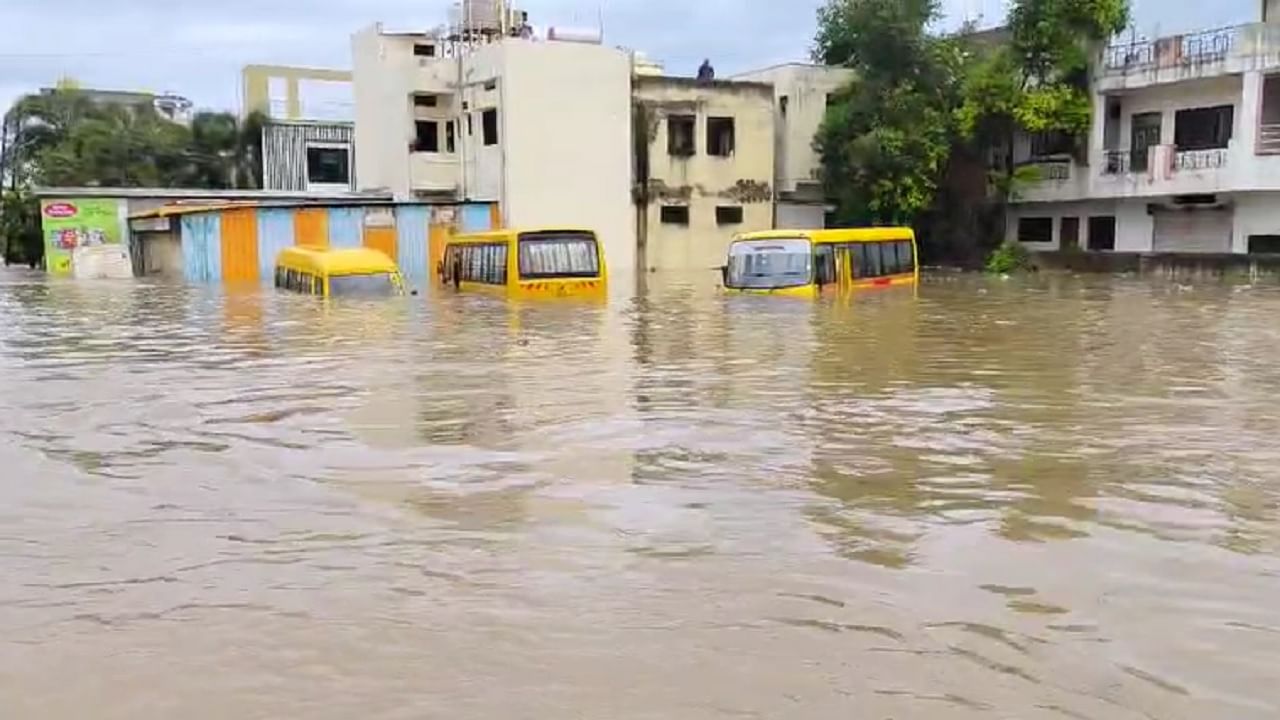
351 18 635 273
1007 2 1280 255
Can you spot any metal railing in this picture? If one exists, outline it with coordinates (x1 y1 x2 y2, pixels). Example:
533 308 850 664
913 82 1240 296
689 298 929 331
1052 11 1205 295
1102 150 1136 175
1174 148 1229 171
1259 124 1280 155
1018 158 1072 182
1104 25 1241 75
1100 147 1230 175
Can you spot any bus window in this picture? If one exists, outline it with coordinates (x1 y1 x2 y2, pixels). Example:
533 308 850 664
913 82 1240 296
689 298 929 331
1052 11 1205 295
519 232 600 279
814 245 836 286
330 273 397 297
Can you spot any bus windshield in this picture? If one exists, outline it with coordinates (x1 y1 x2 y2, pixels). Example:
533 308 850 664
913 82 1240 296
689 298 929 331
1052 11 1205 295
519 232 601 279
329 273 397 297
726 239 812 289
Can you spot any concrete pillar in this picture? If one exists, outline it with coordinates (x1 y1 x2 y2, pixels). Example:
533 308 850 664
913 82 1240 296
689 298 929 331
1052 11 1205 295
1241 71 1264 155
285 77 302 120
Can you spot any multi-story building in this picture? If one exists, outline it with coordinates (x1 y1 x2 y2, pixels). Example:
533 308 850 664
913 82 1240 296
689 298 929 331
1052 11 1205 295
732 64 856 228
242 65 358 193
351 19 635 274
632 76 775 272
1007 2 1280 255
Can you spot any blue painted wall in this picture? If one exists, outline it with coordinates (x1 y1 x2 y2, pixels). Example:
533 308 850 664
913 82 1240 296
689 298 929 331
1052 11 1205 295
181 214 222 283
327 207 363 248
256 208 295 284
396 205 430 282
461 204 493 232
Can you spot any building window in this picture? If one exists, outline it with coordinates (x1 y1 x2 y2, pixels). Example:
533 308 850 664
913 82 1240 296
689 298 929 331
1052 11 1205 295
660 206 690 225
1088 216 1117 251
1248 235 1280 253
305 143 350 186
446 121 456 153
414 94 438 108
1175 105 1234 150
484 79 498 91
444 244 508 285
715 206 744 225
467 113 473 136
707 117 735 157
1060 217 1081 250
414 43 436 57
1030 130 1073 159
668 115 695 157
779 96 789 119
482 109 499 146
1017 217 1053 244
414 120 440 153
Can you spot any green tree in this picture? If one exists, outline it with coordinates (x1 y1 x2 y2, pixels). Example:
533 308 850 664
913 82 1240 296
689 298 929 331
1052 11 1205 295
813 0 966 226
958 0 1130 179
186 111 266 190
0 189 42 267
1 89 270 266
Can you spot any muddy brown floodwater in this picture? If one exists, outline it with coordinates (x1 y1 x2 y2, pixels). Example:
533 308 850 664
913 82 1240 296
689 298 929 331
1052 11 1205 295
0 269 1278 719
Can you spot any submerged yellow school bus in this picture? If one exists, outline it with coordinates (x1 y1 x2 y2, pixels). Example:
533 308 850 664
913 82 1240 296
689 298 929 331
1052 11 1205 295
274 247 406 298
722 227 918 298
439 228 607 299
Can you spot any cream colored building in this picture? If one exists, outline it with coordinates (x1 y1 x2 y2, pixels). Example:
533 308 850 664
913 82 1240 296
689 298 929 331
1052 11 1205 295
733 63 856 228
632 76 775 273
351 24 635 274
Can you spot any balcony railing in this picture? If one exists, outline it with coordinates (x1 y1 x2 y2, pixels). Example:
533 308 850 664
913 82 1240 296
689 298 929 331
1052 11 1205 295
1104 25 1240 75
1174 148 1229 171
1101 147 1229 175
1102 150 1136 175
1259 124 1280 155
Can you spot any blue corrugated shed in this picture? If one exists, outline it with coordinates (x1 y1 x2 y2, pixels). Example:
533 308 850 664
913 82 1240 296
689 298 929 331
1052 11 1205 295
396 205 430 282
327 207 363 248
256 208 295 284
461 204 492 233
181 214 222 283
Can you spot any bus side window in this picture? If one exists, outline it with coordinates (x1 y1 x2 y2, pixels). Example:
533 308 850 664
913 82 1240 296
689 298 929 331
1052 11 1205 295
814 245 836 286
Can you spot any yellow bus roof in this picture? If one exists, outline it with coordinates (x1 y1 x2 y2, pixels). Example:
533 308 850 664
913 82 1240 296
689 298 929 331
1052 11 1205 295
449 228 598 244
735 227 915 244
275 246 399 276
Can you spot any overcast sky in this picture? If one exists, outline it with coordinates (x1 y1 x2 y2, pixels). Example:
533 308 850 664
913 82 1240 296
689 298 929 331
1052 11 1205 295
0 0 1260 118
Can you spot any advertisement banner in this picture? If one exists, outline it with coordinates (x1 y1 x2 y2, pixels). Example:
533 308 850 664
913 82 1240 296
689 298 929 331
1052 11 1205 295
40 198 124 276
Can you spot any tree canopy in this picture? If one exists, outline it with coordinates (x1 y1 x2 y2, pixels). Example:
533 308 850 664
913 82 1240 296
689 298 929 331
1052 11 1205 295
814 0 1131 244
814 0 966 226
0 89 268 264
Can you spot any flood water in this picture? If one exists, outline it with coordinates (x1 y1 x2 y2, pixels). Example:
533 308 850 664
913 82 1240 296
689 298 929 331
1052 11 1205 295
1 268 1278 719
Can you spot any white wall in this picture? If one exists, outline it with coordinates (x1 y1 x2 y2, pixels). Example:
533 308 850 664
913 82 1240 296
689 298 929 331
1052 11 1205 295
1115 199 1155 252
1005 199 1154 252
459 46 505 202
1233 192 1280 251
733 64 854 197
353 25 416 196
777 202 824 229
1112 75 1242 149
495 41 635 273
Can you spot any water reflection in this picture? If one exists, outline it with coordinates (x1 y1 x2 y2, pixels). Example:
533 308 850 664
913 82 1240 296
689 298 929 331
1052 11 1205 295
1 268 1278 719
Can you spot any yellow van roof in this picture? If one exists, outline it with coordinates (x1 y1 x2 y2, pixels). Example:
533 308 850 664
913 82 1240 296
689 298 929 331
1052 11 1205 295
450 228 597 243
736 227 915 244
276 246 399 276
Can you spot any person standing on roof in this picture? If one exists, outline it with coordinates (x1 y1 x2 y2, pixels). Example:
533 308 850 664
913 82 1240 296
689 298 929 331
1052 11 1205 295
697 59 715 82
